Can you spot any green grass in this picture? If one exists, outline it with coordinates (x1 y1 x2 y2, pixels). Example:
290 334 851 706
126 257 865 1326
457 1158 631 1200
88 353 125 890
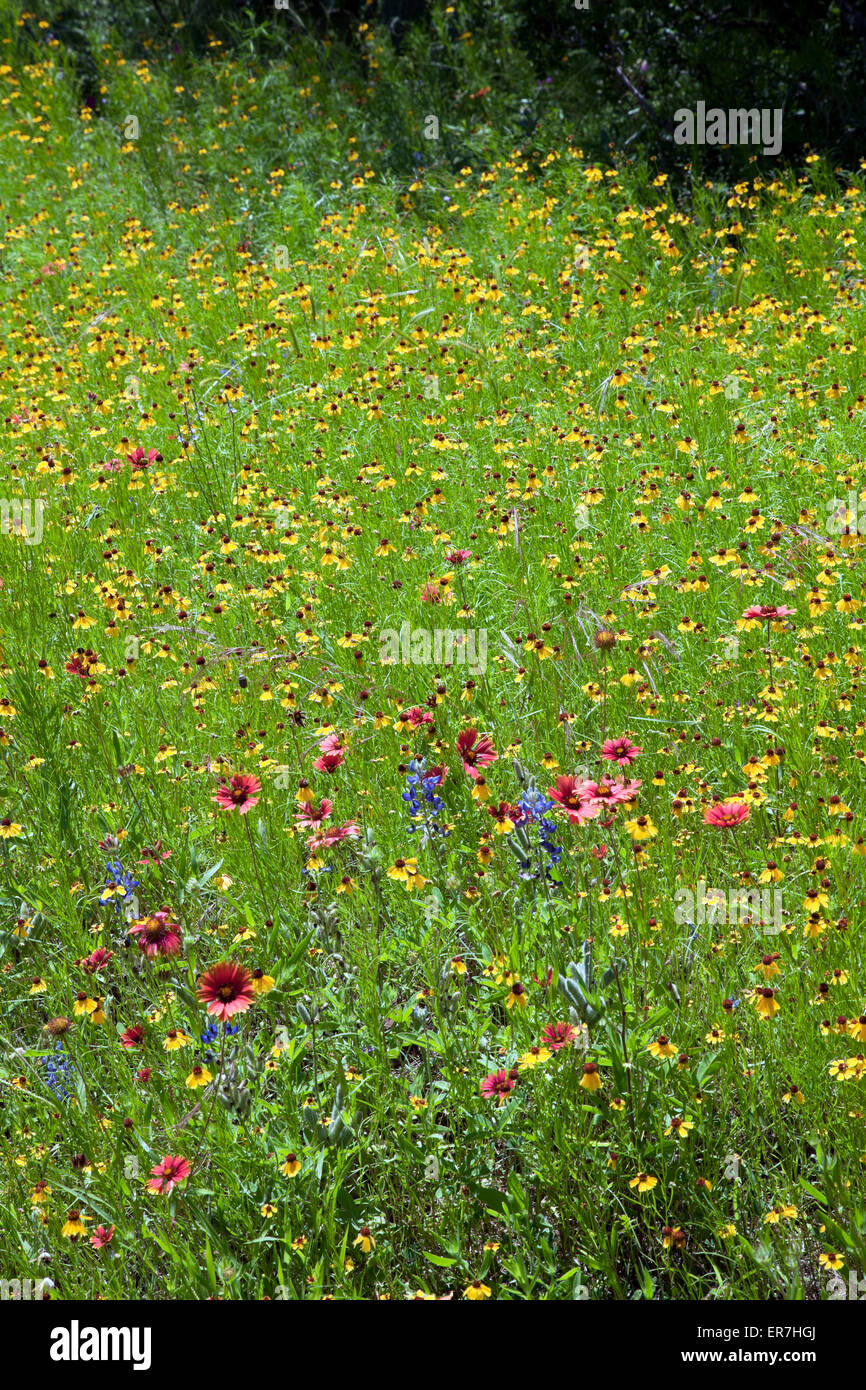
0 18 865 1301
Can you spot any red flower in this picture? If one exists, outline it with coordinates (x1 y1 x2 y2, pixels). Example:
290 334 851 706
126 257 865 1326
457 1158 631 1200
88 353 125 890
313 749 345 774
294 798 333 829
742 604 795 622
120 1024 145 1048
456 728 498 779
317 732 344 753
548 776 601 824
601 736 642 766
126 447 163 472
138 840 172 865
541 1022 577 1051
128 909 182 959
145 1154 191 1195
307 820 361 852
81 947 114 973
582 777 641 807
212 773 261 815
402 706 434 727
480 1069 518 1103
704 801 750 828
197 961 255 1020
90 1225 115 1249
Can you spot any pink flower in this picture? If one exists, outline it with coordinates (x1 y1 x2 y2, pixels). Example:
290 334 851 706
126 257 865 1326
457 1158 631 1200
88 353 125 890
402 707 434 727
601 736 642 766
444 549 472 565
456 728 498 779
294 798 333 830
138 840 172 865
583 777 641 807
90 1225 115 1249
317 732 344 754
81 947 114 973
307 821 361 852
313 749 345 774
126 447 163 472
145 1154 191 1195
480 1069 518 1104
212 772 261 815
540 1022 577 1051
128 910 182 959
197 961 255 1020
742 604 795 622
703 801 750 828
120 1024 145 1048
548 776 601 825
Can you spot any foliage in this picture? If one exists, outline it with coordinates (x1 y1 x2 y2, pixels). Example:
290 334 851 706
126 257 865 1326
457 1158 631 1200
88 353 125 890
0 19 864 1301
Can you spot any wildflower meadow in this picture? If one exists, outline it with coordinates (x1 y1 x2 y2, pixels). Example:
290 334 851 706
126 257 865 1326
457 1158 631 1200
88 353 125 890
1 2 866 1320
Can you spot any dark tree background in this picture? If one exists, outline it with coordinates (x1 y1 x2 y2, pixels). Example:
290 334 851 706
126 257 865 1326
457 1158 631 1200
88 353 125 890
24 0 866 174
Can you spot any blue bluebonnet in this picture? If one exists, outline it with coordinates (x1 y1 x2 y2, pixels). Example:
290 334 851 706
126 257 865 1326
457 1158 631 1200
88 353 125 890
402 759 449 846
198 1019 240 1065
44 1043 72 1101
509 786 563 881
200 1021 240 1044
99 858 139 912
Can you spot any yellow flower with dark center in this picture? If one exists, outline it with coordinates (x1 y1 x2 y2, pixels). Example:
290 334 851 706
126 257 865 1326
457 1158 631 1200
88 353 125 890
829 1058 856 1081
62 1210 89 1239
625 816 657 841
648 1034 677 1058
387 857 427 891
662 1226 686 1250
665 1116 693 1140
819 1252 844 1271
629 1172 658 1194
580 1061 602 1090
755 954 781 981
506 980 527 1010
764 1203 798 1224
353 1225 375 1253
782 1084 805 1105
518 1045 551 1071
281 1153 302 1177
464 1279 492 1300
185 1065 213 1089
754 988 780 1018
